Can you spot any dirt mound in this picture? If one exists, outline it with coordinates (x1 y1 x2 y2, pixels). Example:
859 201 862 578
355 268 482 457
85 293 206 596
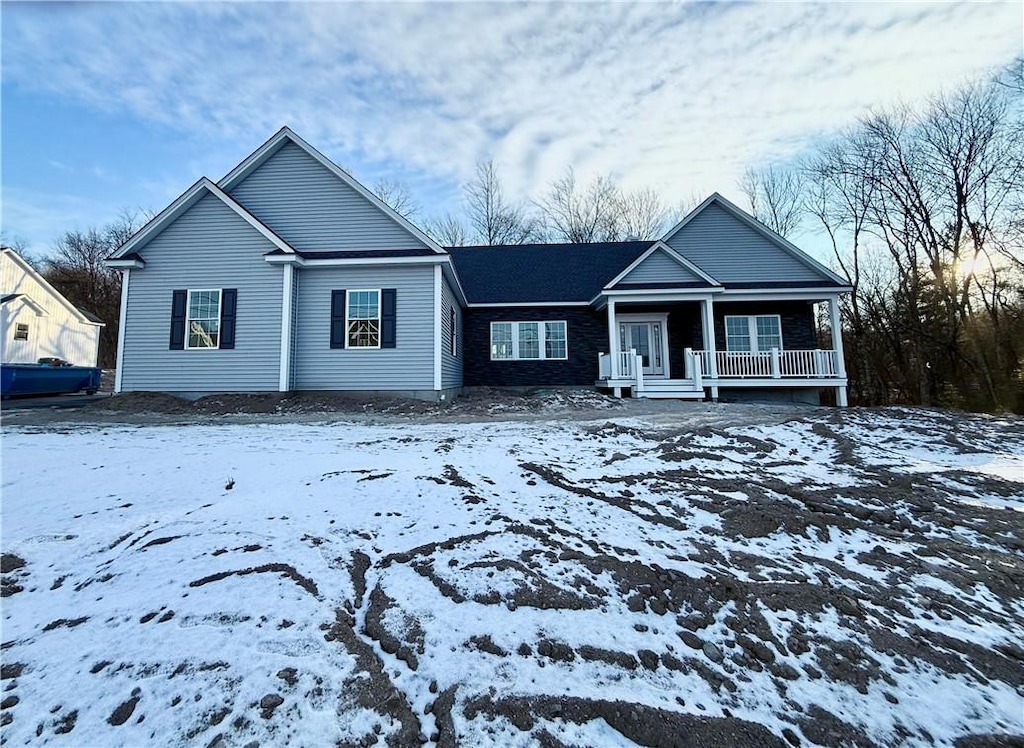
78 388 624 419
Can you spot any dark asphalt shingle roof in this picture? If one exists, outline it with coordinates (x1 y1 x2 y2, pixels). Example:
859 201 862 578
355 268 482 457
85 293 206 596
77 308 104 323
448 242 657 304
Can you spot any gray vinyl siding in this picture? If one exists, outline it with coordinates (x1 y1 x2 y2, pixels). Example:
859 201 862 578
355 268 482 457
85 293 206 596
619 250 703 285
665 202 824 283
440 276 463 388
293 266 435 390
121 193 282 392
228 142 429 252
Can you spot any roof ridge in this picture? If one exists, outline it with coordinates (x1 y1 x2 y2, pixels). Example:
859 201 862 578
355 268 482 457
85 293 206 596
448 240 655 250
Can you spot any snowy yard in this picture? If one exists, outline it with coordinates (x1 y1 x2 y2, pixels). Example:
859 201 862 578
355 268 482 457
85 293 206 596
1 405 1022 747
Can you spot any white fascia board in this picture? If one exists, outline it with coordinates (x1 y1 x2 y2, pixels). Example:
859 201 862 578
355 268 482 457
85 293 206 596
106 258 145 269
718 288 850 302
264 255 451 268
264 254 305 266
591 291 716 309
109 178 296 260
2 248 92 324
439 259 468 308
467 301 591 308
217 127 446 255
604 241 720 289
602 288 722 297
660 192 849 287
10 295 50 317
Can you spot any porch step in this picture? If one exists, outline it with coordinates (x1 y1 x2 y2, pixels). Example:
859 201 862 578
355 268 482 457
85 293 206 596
636 379 705 400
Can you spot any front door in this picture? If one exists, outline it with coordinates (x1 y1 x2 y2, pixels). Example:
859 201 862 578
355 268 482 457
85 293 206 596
619 321 665 376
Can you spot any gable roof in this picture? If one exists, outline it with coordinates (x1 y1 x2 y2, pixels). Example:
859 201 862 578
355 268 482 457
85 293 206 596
108 178 297 261
1 293 48 316
661 193 848 286
448 242 654 304
605 241 720 289
218 127 445 254
1 248 104 325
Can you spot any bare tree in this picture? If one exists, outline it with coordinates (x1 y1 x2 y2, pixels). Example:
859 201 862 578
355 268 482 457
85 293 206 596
792 70 1024 411
537 168 620 243
464 160 544 245
43 210 147 368
372 177 419 219
614 187 671 239
740 164 804 238
427 213 470 247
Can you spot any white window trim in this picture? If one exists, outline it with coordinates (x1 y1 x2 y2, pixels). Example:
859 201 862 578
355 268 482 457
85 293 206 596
724 314 783 352
13 323 29 341
449 305 458 357
489 320 568 361
345 288 382 350
185 288 223 351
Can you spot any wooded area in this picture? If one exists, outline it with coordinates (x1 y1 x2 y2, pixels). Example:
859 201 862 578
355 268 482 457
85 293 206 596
9 62 1020 411
743 62 1023 413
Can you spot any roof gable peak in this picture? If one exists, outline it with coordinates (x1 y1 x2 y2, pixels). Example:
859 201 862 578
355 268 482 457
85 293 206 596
108 177 297 261
217 127 446 254
660 192 847 286
604 241 720 289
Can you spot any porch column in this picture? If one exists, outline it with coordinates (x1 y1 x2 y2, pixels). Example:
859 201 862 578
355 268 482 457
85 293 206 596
278 263 295 392
607 299 618 378
701 296 719 399
829 295 849 407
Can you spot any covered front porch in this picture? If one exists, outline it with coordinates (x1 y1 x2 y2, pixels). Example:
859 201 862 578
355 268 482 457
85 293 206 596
594 291 849 405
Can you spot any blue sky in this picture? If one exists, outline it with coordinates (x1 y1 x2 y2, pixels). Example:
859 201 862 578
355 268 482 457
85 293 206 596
2 1 1020 258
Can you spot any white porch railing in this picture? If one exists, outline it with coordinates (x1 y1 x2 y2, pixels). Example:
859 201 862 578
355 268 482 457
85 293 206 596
598 349 641 379
691 349 839 379
597 349 646 395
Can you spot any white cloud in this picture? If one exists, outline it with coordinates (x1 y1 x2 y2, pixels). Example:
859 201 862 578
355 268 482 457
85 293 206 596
0 187 122 258
2 1 1020 218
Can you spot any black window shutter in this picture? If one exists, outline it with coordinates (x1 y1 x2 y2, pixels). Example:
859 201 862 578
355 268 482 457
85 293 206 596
220 289 237 349
330 290 347 349
169 290 187 350
381 288 397 349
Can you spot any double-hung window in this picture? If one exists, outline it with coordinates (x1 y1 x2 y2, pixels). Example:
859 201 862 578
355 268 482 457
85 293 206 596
490 321 568 361
347 290 380 348
13 323 29 341
186 290 221 349
724 315 782 352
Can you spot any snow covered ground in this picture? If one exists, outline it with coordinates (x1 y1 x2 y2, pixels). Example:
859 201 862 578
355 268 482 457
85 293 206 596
1 405 1022 747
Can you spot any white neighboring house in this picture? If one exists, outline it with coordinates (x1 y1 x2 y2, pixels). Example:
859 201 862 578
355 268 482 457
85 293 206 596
1 248 105 367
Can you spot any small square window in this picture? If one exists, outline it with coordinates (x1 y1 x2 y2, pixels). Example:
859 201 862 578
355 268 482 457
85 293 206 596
14 323 29 341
